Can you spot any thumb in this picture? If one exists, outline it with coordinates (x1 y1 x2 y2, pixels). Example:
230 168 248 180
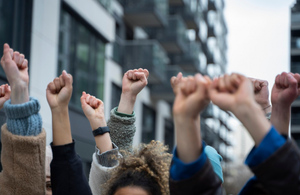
3 44 12 62
62 70 73 88
80 92 88 108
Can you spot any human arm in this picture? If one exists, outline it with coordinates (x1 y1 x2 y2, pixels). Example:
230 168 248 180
0 43 45 194
47 71 92 195
109 69 148 151
248 78 272 115
270 72 300 135
169 74 222 194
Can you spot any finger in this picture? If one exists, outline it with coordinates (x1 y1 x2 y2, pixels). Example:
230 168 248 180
54 78 61 93
224 74 235 93
127 71 133 80
143 69 149 79
230 73 241 89
0 86 4 97
280 72 288 88
89 96 95 107
185 76 196 95
80 92 88 107
47 82 57 94
59 74 65 87
13 52 20 64
134 72 147 86
18 54 25 66
85 94 91 104
4 84 11 98
3 44 12 63
218 76 227 92
286 73 298 88
21 59 28 69
62 70 73 88
254 80 261 93
275 74 280 85
132 71 137 80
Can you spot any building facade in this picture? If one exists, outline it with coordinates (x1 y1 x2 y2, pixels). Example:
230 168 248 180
291 0 300 148
0 0 232 175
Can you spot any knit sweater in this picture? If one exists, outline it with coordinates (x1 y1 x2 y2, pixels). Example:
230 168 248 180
0 97 46 194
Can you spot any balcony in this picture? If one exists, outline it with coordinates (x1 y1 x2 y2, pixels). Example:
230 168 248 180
291 13 300 31
119 0 168 27
150 65 183 102
123 40 169 84
170 5 200 30
169 0 187 6
208 0 217 11
146 15 188 54
291 38 300 56
112 36 124 65
291 62 300 73
169 41 202 72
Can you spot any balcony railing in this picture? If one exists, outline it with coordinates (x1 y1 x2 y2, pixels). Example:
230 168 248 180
169 4 200 30
119 0 168 27
169 41 202 72
150 65 183 101
208 0 217 11
146 15 188 54
112 36 124 65
292 116 300 125
291 63 300 73
123 40 169 84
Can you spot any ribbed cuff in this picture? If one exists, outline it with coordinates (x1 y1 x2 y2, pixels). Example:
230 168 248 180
4 97 42 136
95 142 120 167
114 107 135 117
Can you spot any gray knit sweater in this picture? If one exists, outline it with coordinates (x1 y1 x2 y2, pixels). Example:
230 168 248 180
107 107 136 152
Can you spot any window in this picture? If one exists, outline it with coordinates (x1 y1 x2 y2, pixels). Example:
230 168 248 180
164 118 174 153
0 0 33 78
142 104 156 143
58 8 105 110
111 83 122 110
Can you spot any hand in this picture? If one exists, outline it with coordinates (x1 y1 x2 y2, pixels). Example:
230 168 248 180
80 92 106 130
0 84 11 110
122 68 149 97
170 72 183 95
46 70 73 111
173 74 211 120
271 72 299 107
209 74 252 114
270 72 300 135
209 73 271 146
0 43 29 104
118 68 149 114
173 74 211 163
249 78 271 113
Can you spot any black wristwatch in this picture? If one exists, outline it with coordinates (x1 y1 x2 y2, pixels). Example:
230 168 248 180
92 126 110 137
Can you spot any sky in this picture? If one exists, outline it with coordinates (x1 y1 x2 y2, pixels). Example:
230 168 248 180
224 0 296 94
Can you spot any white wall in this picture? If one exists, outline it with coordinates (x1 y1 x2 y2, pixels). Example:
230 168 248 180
30 0 61 145
30 0 116 145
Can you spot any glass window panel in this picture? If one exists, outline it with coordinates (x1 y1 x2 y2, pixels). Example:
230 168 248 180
58 9 106 109
142 104 156 144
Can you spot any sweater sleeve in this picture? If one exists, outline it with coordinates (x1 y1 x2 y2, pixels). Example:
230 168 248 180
50 141 92 195
4 97 42 136
0 125 46 195
89 152 119 195
108 107 136 152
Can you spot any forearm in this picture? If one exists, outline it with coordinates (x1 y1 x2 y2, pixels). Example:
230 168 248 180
88 115 113 153
117 93 136 114
270 105 290 135
235 102 271 146
51 107 72 146
174 115 202 163
10 83 29 104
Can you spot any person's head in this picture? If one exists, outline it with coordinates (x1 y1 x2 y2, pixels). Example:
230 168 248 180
45 145 53 195
103 140 172 195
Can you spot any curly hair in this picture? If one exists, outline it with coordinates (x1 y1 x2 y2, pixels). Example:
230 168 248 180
103 140 172 195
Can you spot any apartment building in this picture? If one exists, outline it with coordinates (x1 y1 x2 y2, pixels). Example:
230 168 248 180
0 0 232 174
291 0 300 148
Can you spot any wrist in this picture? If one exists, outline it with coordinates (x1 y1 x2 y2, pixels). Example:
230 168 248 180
10 84 29 104
117 93 136 115
89 117 107 130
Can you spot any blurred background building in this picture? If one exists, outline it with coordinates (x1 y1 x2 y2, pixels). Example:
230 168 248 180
291 0 300 148
0 0 233 177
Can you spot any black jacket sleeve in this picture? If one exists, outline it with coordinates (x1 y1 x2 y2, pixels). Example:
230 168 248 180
169 159 223 195
50 141 92 195
249 139 300 195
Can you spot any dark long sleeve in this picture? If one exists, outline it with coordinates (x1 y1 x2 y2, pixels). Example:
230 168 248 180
51 141 92 195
